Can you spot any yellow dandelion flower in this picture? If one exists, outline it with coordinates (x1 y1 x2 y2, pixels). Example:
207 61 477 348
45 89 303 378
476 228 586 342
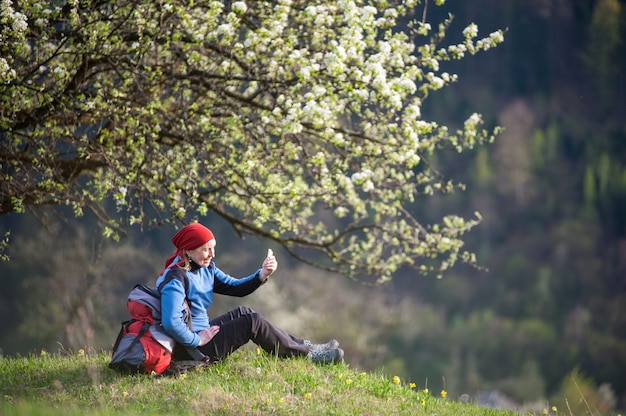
346 378 352 385
440 389 447 398
279 398 284 404
409 382 416 389
256 347 261 355
543 409 548 415
392 375 400 385
552 406 557 412
421 399 426 407
122 391 128 398
303 393 311 399
423 388 429 394
338 373 343 379
40 349 47 357
359 372 367 377
179 373 187 380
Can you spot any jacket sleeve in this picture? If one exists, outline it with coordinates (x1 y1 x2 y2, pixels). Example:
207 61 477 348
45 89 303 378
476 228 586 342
213 265 264 297
160 274 200 347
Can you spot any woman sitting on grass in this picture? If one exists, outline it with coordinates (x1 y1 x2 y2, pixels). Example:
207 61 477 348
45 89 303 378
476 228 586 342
157 223 344 365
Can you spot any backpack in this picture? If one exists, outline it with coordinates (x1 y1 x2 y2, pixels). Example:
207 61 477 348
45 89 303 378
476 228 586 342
109 278 209 375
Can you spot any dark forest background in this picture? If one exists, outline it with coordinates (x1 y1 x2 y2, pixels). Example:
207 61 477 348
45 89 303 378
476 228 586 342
1 0 625 413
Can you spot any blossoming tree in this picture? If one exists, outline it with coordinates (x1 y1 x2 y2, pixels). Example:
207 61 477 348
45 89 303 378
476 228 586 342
1 0 503 282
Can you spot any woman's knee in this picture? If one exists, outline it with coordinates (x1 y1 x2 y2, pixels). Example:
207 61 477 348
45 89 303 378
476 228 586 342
237 306 255 315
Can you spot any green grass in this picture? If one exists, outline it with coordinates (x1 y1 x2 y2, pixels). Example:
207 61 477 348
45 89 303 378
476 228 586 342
0 348 518 416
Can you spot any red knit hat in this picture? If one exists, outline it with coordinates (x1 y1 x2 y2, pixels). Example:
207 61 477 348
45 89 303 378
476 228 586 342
164 223 215 268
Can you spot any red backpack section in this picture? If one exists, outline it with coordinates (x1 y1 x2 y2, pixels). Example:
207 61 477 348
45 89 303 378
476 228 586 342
109 285 174 375
123 299 171 374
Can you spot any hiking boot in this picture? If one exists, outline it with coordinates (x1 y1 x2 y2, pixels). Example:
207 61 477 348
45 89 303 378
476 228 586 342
304 339 340 352
307 348 344 365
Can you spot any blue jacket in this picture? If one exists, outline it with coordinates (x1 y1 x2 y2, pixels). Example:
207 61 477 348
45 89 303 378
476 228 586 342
156 258 263 347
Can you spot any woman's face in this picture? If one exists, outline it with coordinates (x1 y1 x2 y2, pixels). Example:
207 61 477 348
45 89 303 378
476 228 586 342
186 239 216 267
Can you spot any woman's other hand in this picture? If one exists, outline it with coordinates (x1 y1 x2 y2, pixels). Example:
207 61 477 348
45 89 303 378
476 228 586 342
198 326 220 346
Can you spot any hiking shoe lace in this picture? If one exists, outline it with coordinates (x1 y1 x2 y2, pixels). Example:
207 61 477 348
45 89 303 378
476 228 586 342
307 348 344 365
303 339 340 352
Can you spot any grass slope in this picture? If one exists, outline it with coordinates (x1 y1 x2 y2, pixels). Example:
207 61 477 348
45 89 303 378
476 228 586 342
0 348 518 415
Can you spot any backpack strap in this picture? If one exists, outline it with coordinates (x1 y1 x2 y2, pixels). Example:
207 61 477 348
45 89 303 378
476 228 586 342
108 321 151 372
110 319 134 355
127 322 151 352
157 269 192 327
157 270 190 299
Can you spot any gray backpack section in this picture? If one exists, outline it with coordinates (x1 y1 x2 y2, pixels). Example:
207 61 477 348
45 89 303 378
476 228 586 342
128 285 176 353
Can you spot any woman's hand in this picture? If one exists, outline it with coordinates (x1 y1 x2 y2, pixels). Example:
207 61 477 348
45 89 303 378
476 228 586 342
260 249 277 281
198 326 220 346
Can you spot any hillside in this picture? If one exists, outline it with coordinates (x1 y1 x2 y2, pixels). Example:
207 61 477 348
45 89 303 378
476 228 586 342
0 348 520 415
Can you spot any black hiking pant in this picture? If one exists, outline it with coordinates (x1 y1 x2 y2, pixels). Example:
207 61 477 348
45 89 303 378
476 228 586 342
172 306 310 362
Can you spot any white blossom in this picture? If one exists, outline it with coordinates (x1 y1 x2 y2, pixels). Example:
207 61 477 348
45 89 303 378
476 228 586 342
463 23 478 39
398 78 416 93
362 5 377 21
232 1 247 14
304 5 317 17
384 8 398 19
389 94 402 109
464 113 482 128
427 72 444 90
0 57 9 79
447 44 467 59
334 206 349 218
405 104 421 119
53 65 66 79
299 66 313 80
490 30 504 43
351 170 373 185
217 23 235 37
426 57 439 71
